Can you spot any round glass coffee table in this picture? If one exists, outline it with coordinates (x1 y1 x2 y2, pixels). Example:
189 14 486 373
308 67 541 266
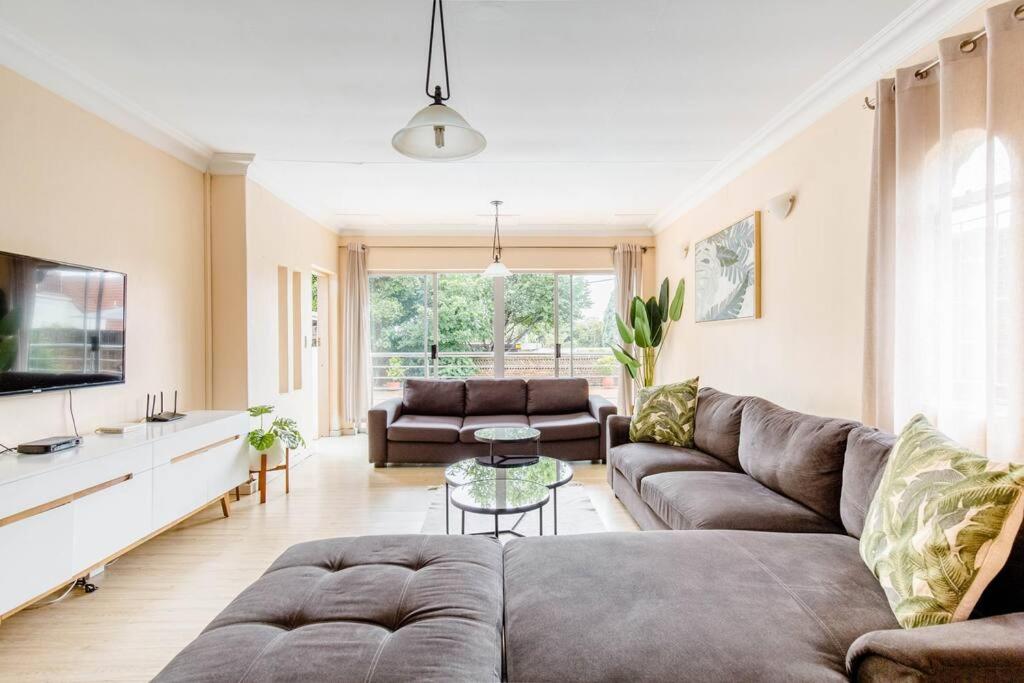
450 478 550 538
473 426 541 466
444 456 573 535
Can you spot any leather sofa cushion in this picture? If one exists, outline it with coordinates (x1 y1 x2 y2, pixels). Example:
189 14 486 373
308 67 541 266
155 535 503 683
840 426 895 538
640 471 840 533
610 442 734 489
388 415 463 443
526 378 589 415
694 387 747 469
465 379 527 416
738 397 858 525
529 413 599 441
403 379 466 416
459 415 530 444
503 530 897 682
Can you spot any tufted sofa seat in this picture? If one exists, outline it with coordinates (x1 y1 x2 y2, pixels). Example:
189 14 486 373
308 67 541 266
154 535 504 683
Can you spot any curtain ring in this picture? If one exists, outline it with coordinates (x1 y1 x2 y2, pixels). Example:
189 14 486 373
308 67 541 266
959 38 977 53
1014 4 1024 20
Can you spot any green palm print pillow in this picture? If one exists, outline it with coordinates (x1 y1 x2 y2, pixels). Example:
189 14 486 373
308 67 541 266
629 377 699 448
860 414 1024 629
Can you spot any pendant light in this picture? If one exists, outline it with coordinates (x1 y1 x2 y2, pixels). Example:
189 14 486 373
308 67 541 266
483 200 511 278
392 0 486 161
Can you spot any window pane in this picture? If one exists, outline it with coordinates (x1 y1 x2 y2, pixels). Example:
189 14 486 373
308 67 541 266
504 274 555 379
566 274 618 403
437 274 494 379
369 274 432 404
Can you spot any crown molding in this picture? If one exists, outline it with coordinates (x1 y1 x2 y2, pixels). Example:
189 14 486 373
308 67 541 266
0 18 213 171
335 224 655 238
649 0 986 233
208 152 255 176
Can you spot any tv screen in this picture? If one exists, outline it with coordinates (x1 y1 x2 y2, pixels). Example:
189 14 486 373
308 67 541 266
0 250 126 395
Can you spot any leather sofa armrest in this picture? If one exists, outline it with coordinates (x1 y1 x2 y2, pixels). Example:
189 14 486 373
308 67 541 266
847 614 1024 682
368 398 403 466
607 414 632 450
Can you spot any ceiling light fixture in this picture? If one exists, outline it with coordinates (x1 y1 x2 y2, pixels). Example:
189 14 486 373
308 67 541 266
392 0 486 161
483 200 511 277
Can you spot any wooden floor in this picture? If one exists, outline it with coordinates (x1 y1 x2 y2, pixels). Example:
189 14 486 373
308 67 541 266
0 436 636 681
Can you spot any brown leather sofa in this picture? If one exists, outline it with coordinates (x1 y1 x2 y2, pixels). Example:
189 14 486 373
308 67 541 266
368 377 617 466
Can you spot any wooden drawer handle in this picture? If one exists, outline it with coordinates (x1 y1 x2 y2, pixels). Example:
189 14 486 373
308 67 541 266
170 435 240 465
0 473 133 529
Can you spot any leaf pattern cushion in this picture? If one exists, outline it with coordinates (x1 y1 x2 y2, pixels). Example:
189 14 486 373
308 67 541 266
860 414 1024 629
629 377 699 448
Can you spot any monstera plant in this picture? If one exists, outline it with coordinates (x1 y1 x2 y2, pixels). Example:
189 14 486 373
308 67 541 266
610 277 685 390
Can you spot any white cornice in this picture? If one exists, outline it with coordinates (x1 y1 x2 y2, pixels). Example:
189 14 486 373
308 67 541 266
208 153 255 176
336 224 655 238
0 18 213 171
649 0 986 233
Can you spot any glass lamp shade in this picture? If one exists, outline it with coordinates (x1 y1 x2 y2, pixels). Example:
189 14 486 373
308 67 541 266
392 103 486 161
482 259 511 278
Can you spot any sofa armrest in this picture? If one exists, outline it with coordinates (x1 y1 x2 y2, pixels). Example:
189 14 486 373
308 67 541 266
588 396 617 464
367 398 403 466
847 614 1024 682
607 415 632 450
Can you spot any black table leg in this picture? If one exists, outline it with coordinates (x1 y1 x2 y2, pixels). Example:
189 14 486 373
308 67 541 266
445 481 449 535
539 505 544 536
461 509 465 535
553 487 558 535
495 513 499 539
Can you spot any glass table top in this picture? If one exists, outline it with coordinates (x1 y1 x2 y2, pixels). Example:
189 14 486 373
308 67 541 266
446 456 573 489
450 478 550 514
473 426 541 443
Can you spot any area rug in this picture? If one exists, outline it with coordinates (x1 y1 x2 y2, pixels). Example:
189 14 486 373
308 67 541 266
421 482 605 539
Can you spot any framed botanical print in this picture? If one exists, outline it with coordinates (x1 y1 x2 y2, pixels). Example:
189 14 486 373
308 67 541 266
695 212 761 322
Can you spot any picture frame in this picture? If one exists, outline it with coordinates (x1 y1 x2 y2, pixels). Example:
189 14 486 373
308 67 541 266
694 212 761 323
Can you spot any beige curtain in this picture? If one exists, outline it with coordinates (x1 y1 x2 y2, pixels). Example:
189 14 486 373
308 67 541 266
343 243 371 431
864 1 1024 459
613 243 644 414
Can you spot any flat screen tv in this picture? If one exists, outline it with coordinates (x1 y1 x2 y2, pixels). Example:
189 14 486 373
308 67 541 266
0 250 126 395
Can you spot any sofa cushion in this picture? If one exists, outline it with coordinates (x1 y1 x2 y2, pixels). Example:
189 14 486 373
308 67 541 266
465 378 527 416
388 414 463 443
610 442 734 489
526 378 589 415
503 530 898 682
640 471 840 533
841 426 895 538
629 377 699 448
156 535 504 683
694 387 747 469
459 415 530 444
403 378 466 416
738 397 858 525
529 412 599 442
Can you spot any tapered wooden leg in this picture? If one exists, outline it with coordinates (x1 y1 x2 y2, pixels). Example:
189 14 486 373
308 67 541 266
259 453 268 504
285 448 290 495
220 493 231 517
234 486 240 502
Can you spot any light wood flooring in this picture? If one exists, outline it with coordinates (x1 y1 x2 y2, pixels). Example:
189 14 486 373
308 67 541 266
0 436 636 681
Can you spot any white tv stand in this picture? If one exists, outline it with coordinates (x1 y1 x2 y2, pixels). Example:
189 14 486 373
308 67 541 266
0 410 249 622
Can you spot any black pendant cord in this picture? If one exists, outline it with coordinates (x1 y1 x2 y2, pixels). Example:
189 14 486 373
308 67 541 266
425 0 451 103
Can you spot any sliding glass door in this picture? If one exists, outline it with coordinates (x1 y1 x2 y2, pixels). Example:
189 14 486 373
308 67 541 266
369 271 617 405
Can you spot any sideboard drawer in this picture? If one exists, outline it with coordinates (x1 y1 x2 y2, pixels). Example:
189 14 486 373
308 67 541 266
151 415 248 467
71 470 152 574
0 503 73 616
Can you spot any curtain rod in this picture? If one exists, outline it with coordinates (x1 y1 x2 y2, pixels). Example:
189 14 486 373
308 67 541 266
359 245 649 252
864 4 1024 111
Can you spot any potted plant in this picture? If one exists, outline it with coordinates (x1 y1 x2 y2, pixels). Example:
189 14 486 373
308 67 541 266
610 277 685 391
384 356 404 391
595 355 618 388
247 405 307 504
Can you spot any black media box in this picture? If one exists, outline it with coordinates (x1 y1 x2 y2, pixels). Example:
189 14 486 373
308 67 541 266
17 436 83 454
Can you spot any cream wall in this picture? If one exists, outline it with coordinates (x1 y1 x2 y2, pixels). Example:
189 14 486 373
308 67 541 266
0 66 206 444
209 175 248 410
655 95 873 418
245 179 341 441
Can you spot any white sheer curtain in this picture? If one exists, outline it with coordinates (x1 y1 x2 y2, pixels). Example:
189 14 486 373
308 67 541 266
613 243 644 414
864 1 1024 459
343 243 371 431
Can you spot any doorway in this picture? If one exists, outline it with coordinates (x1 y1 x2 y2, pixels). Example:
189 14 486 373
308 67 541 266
311 270 335 437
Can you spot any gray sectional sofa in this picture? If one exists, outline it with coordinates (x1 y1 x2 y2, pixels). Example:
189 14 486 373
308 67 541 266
368 377 616 465
157 387 1024 682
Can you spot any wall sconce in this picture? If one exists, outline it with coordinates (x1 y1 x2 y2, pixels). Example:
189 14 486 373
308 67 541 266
682 242 691 259
765 193 795 219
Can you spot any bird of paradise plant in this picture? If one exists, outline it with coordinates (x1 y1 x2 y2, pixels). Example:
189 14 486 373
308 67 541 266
610 277 685 391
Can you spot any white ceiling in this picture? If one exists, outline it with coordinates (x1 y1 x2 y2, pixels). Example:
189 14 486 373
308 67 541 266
0 0 928 234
